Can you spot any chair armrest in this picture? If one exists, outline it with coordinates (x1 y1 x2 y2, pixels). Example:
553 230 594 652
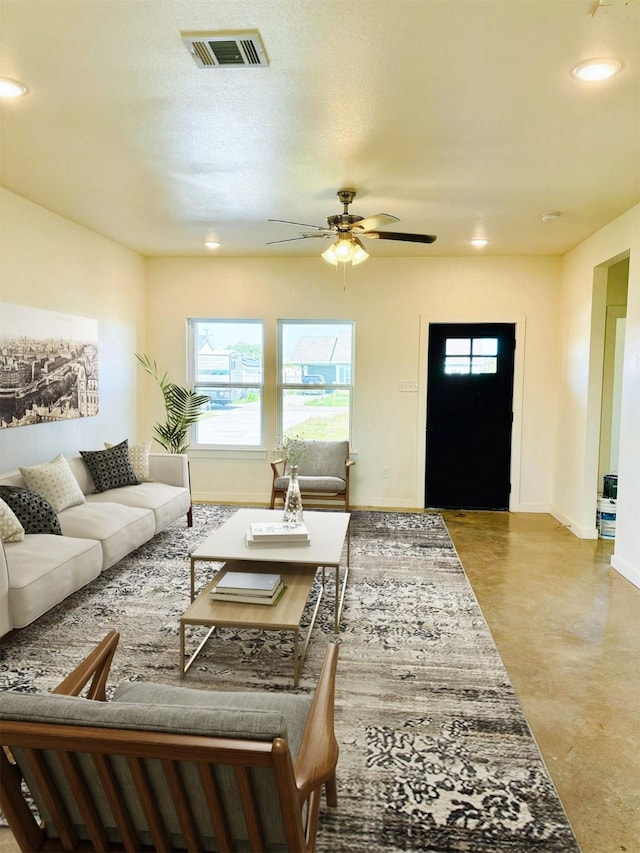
52 631 120 701
271 459 286 478
346 459 355 468
294 641 340 801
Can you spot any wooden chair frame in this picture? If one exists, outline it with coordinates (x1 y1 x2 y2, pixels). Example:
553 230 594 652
1 630 339 852
270 458 355 512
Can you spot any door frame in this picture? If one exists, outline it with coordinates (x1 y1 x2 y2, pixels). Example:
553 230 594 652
416 314 527 511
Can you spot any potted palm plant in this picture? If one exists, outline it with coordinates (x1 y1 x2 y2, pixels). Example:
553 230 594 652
136 353 209 454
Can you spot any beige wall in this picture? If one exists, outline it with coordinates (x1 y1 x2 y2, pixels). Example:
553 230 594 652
0 189 146 469
554 204 640 586
145 254 562 510
3 186 636 586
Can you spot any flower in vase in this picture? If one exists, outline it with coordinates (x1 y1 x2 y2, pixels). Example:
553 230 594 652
279 435 307 470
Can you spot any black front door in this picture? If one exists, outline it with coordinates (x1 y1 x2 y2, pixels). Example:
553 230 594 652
425 323 516 510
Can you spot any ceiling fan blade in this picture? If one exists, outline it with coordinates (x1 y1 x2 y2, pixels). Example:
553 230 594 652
268 218 327 230
363 231 437 244
266 236 320 245
266 230 335 245
352 213 400 232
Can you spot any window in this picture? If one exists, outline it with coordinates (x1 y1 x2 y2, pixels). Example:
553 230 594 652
444 337 498 375
188 319 264 447
278 320 354 442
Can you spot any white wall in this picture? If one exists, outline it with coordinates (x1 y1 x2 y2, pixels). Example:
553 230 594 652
554 204 640 587
0 189 147 470
144 254 562 509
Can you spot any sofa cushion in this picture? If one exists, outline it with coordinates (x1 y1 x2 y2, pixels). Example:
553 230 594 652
0 497 25 543
19 454 86 512
80 440 140 493
58 501 156 570
0 486 62 535
105 440 153 482
3 534 102 629
87 482 190 534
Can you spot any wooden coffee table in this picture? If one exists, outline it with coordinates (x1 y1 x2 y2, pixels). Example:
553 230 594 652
189 509 350 633
180 560 320 685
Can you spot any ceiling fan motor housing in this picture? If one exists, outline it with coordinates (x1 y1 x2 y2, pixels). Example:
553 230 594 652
327 213 364 231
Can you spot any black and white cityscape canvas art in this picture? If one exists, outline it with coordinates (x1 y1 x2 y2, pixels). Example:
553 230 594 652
0 302 98 429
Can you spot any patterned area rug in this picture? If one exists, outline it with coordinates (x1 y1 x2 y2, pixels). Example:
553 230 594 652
0 506 579 852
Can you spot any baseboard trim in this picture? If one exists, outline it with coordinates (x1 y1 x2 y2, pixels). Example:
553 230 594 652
550 507 598 540
611 554 640 589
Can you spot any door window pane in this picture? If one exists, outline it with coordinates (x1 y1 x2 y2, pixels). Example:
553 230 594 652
445 356 471 374
471 358 497 374
445 338 471 355
472 338 498 356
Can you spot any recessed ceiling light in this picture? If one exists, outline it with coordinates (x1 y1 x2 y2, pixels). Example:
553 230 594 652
541 212 561 223
205 240 221 250
572 58 622 81
470 238 489 248
0 77 28 98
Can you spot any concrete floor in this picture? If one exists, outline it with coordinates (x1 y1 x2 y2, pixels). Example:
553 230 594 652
1 511 638 852
441 510 640 853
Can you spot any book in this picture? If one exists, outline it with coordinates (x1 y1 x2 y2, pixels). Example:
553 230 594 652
248 522 309 542
246 532 311 547
213 571 282 597
211 582 286 606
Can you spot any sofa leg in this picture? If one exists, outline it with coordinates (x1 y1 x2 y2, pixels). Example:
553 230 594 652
187 506 193 528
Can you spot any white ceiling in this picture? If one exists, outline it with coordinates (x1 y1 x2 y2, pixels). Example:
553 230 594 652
1 0 638 259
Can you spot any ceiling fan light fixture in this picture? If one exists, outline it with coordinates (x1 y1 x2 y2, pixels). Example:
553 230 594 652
351 239 369 266
321 243 339 265
322 235 369 266
572 58 622 81
0 77 28 98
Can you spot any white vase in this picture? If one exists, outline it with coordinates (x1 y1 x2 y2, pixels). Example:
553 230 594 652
282 465 304 524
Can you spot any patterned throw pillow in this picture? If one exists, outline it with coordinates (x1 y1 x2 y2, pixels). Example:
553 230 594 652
0 497 25 542
105 440 153 482
80 439 140 493
19 454 86 512
0 486 62 535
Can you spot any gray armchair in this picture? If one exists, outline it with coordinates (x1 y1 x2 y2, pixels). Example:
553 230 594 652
270 440 354 512
0 630 340 853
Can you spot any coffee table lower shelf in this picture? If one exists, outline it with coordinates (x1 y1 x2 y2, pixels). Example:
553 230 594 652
180 562 321 686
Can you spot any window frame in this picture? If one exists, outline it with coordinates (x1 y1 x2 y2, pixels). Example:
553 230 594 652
187 318 265 449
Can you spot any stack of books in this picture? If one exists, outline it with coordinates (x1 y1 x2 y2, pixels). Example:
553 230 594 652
245 521 310 546
210 571 286 606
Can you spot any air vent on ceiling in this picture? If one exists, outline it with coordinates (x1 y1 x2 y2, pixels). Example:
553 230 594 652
182 30 269 68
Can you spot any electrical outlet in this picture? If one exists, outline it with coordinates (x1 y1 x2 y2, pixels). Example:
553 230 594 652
382 466 390 479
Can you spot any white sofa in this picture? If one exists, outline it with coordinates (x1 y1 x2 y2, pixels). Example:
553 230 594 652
0 452 191 639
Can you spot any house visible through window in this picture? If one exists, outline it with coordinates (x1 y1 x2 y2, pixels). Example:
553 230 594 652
278 320 354 442
188 319 264 447
444 337 498 375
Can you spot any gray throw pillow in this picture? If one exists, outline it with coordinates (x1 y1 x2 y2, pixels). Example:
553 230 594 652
80 439 140 493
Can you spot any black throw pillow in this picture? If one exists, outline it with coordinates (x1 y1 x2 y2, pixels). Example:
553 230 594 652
0 486 62 535
80 439 140 493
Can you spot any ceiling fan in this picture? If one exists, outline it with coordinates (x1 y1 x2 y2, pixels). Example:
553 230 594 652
267 190 437 265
